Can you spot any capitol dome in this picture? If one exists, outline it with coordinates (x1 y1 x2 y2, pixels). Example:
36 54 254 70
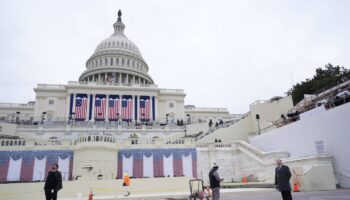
79 10 154 85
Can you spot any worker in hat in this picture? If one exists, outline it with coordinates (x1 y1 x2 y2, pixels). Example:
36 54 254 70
208 163 224 200
123 172 131 196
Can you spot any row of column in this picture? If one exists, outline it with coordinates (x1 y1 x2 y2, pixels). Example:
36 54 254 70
83 73 151 85
68 93 155 122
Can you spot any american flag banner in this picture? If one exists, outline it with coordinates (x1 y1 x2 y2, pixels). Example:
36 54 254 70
75 96 88 120
140 97 150 121
121 96 133 121
94 96 106 120
108 96 120 121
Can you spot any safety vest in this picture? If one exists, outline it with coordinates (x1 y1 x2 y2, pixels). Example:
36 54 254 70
123 174 130 186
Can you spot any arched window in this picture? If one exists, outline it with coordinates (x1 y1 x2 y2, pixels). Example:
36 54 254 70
88 136 91 142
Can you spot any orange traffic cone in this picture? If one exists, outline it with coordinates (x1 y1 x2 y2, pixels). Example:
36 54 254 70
242 176 248 183
293 183 300 192
88 190 94 200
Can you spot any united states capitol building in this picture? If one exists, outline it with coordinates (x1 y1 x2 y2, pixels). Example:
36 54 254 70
0 10 349 199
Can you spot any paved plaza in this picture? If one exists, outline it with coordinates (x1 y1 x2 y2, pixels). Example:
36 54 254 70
107 189 350 200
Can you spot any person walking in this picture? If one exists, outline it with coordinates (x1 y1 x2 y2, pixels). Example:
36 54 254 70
275 159 293 200
123 172 131 196
44 163 63 200
209 164 224 200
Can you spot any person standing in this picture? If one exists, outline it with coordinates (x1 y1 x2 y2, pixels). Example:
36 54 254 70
275 159 293 200
209 164 224 200
123 172 131 196
44 163 63 200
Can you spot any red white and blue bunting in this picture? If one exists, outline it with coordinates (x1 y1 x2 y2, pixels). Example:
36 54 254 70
0 150 73 183
117 148 197 179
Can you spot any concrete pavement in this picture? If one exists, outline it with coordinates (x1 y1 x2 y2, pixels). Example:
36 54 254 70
61 188 350 200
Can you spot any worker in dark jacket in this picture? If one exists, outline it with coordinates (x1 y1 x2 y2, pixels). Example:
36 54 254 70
44 163 63 200
209 164 224 200
275 159 293 200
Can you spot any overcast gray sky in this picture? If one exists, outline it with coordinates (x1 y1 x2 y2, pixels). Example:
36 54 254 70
0 0 349 113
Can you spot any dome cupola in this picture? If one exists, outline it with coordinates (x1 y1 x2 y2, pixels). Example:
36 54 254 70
79 10 154 85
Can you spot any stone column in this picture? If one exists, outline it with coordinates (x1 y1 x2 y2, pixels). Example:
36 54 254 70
98 74 101 83
126 74 129 84
85 94 90 122
136 95 140 121
72 93 76 114
91 94 96 122
119 73 122 84
66 94 71 121
105 94 109 122
118 93 122 123
153 96 158 121
149 96 153 121
133 75 135 85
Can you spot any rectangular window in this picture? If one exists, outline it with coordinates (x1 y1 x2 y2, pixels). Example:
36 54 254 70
122 59 124 65
116 58 119 65
127 60 130 66
49 100 54 105
105 58 108 65
110 58 113 65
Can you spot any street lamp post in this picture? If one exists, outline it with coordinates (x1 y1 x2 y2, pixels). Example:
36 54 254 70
256 114 261 135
